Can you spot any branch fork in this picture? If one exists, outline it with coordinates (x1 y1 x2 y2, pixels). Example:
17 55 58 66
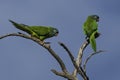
0 32 104 80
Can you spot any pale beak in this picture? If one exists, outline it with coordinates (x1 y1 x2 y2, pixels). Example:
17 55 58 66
96 18 99 22
55 32 59 36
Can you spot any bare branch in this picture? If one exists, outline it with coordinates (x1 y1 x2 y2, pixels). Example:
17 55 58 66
0 33 104 80
58 42 89 80
51 69 67 78
58 42 76 65
0 33 67 73
45 46 68 73
73 40 89 78
83 50 105 72
0 33 44 44
76 41 89 66
51 69 78 80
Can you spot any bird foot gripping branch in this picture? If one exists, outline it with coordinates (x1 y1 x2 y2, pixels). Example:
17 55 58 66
17 31 51 48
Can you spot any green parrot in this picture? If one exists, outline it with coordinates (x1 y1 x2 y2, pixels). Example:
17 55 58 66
9 20 59 41
83 15 100 52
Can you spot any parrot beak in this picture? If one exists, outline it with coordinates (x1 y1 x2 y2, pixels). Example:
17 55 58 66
96 16 99 22
96 18 99 22
55 32 59 36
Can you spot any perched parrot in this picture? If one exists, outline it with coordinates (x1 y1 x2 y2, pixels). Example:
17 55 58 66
9 20 59 41
83 15 100 52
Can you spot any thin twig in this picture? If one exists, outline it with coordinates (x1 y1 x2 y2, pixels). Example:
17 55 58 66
0 33 68 73
58 42 76 65
83 50 105 72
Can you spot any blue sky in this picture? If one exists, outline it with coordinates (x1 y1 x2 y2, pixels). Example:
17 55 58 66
0 0 120 80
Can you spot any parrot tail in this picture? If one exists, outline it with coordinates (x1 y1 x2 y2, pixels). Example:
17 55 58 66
9 20 32 34
89 31 97 52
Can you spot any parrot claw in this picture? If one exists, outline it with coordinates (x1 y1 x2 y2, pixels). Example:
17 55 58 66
85 36 89 42
41 41 51 45
44 42 51 44
17 32 27 36
18 32 23 34
41 41 51 48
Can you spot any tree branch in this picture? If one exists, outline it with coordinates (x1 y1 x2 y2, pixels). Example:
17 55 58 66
0 33 67 73
51 69 78 80
0 32 104 80
58 42 89 80
73 40 89 80
58 42 76 66
83 50 105 72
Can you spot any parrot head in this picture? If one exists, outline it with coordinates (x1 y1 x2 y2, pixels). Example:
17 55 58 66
90 15 99 22
51 28 59 37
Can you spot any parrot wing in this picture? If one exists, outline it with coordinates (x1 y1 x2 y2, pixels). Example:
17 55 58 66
29 26 58 40
90 31 97 52
9 20 35 35
29 26 50 36
91 21 98 32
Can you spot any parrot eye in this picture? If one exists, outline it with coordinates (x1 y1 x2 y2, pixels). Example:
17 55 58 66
53 29 58 33
94 15 99 19
53 28 59 36
94 16 97 19
53 29 57 33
